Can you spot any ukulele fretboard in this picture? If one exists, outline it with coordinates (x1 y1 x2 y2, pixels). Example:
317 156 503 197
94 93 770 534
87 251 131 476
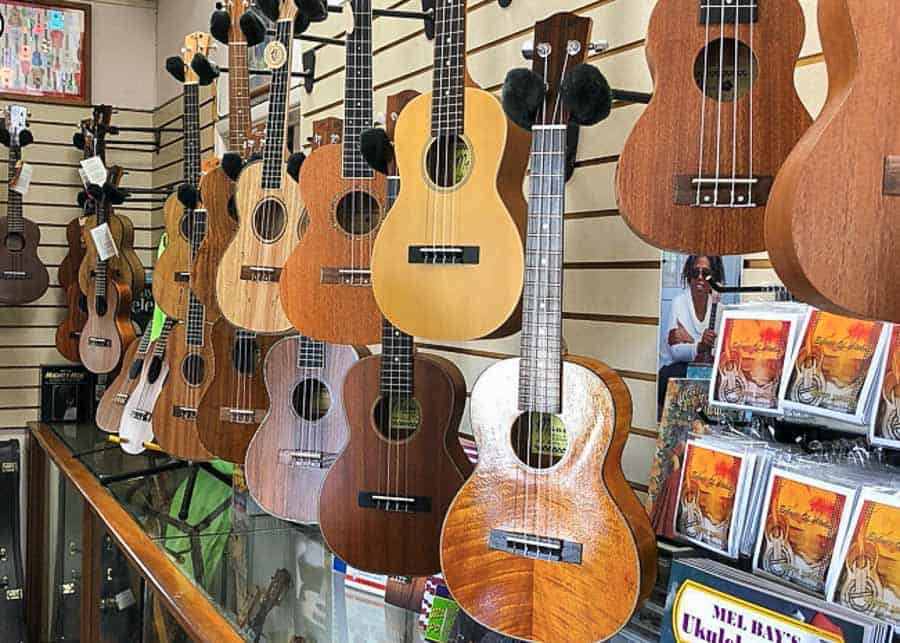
430 0 466 137
380 318 414 395
183 83 201 187
342 0 375 179
296 335 326 369
5 147 22 233
261 19 294 190
228 40 250 154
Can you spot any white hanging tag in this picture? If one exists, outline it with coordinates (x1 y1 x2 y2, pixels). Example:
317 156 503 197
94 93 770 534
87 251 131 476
80 155 107 185
11 162 33 195
90 223 118 260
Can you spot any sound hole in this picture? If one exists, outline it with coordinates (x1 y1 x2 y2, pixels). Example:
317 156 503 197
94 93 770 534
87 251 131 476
291 379 331 421
693 38 759 101
231 335 258 375
373 395 421 441
178 211 206 242
510 412 567 469
335 192 380 236
181 354 206 386
252 198 287 243
4 232 24 252
77 294 88 314
425 135 473 189
94 295 108 317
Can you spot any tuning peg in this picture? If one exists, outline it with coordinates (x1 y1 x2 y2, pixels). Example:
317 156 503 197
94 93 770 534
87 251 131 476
165 56 187 82
210 8 231 44
520 39 534 61
588 41 609 54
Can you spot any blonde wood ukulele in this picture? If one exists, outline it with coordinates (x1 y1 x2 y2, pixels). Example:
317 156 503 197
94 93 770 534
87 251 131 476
216 0 303 334
440 15 656 641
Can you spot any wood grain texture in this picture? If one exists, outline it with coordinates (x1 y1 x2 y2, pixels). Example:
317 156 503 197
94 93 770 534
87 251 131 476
370 89 530 341
440 357 655 642
58 217 85 290
616 0 811 255
117 213 146 295
318 352 471 576
55 283 88 362
119 338 170 456
192 167 237 321
765 0 900 322
152 193 194 321
195 320 281 463
96 336 147 433
216 160 303 334
0 216 49 304
152 322 215 461
78 213 142 296
244 336 366 523
79 280 135 375
281 143 388 345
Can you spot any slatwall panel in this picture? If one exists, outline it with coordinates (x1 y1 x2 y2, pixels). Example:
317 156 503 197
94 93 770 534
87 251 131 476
151 0 830 493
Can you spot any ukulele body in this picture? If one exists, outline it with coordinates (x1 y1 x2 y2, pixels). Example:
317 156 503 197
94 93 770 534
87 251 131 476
441 356 656 642
152 322 214 461
245 336 366 523
616 0 810 254
79 279 135 375
96 337 147 433
58 218 85 290
195 319 280 463
119 339 169 455
0 215 49 304
766 0 900 321
116 213 145 295
55 283 88 362
318 353 472 576
193 167 237 321
281 143 387 345
371 89 529 341
78 214 137 296
216 160 303 334
152 193 201 321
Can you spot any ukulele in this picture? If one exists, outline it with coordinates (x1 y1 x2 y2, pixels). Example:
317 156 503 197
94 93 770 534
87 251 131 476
280 0 388 345
96 327 154 433
369 0 530 341
119 319 176 455
0 105 48 305
616 0 811 255
440 15 656 641
217 1 304 334
57 117 95 293
154 32 214 321
55 278 88 363
765 0 900 322
79 176 137 375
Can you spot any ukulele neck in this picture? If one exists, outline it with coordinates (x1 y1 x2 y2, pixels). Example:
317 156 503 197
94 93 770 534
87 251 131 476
519 125 566 415
228 38 251 156
261 19 295 190
380 318 414 396
296 335 326 369
152 319 177 357
183 83 201 187
6 146 22 233
136 326 154 356
430 0 466 137
342 0 374 179
185 293 205 347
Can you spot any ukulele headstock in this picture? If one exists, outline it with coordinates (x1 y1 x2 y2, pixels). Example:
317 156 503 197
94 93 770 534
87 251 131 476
275 0 298 21
182 32 213 84
4 105 27 148
225 0 251 42
91 104 114 158
531 13 592 127
386 90 419 143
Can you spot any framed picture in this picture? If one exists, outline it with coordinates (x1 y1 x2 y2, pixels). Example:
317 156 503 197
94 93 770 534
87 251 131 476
0 0 91 106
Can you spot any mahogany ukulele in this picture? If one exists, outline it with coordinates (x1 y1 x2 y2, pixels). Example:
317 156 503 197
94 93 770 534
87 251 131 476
280 0 387 345
370 0 530 341
96 326 154 433
440 15 656 641
616 0 811 254
766 0 900 322
119 319 176 455
0 105 48 305
217 0 304 334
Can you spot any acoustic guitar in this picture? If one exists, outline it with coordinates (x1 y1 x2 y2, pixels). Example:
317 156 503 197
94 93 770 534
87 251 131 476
440 15 656 641
369 0 530 341
616 0 811 254
0 105 48 305
119 319 176 455
217 0 304 334
765 0 900 322
96 326 154 433
280 0 387 345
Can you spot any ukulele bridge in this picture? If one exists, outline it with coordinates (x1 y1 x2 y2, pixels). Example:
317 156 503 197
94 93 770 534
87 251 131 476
884 156 900 195
240 266 283 282
358 492 431 513
0 270 28 280
674 175 773 208
408 246 480 265
130 409 152 422
320 268 371 286
87 337 112 347
488 529 582 564
220 407 266 423
174 271 190 282
278 449 337 468
113 393 129 405
172 406 197 419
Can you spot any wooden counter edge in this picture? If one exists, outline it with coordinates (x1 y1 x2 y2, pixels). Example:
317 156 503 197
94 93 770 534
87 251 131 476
28 422 243 643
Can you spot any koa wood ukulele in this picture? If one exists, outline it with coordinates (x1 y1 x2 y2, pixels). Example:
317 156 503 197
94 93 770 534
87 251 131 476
217 0 304 334
440 15 656 642
370 0 530 341
0 105 48 305
616 0 811 254
766 0 900 322
280 0 387 345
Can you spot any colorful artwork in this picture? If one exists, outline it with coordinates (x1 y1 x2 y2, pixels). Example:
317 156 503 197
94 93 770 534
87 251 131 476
0 1 90 105
871 325 900 448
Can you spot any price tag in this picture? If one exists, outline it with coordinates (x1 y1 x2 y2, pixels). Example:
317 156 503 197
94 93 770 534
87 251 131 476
11 162 33 195
90 223 118 261
80 156 107 186
115 589 136 611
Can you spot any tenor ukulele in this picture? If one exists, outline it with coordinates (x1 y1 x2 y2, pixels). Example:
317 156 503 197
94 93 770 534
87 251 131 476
96 325 154 433
119 319 177 455
0 105 48 305
440 15 656 642
217 0 304 334
79 173 136 375
616 0 811 254
280 0 387 345
766 0 900 322
370 0 530 341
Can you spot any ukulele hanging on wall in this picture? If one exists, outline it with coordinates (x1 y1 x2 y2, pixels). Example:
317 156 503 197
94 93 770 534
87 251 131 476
765 0 900 322
440 14 656 642
616 0 811 254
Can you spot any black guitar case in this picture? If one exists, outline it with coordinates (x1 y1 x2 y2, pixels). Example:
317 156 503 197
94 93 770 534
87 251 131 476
98 534 141 642
52 474 82 641
0 440 25 643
